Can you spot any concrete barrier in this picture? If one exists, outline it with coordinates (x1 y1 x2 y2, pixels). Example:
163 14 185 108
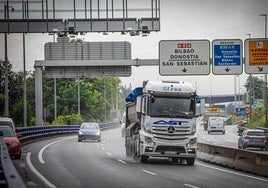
197 142 268 177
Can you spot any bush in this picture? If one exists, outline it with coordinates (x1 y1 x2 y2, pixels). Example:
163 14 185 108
248 108 266 128
53 114 83 125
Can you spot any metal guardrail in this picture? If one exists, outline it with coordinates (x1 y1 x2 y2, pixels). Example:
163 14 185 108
1 122 119 188
16 122 119 143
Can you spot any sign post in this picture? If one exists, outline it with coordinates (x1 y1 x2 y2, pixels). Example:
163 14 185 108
159 40 210 75
212 39 243 75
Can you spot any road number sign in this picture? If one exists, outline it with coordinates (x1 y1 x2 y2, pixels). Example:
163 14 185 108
159 40 210 75
212 39 243 75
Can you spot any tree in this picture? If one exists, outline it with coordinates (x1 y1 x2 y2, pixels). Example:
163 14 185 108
0 60 34 126
244 76 265 100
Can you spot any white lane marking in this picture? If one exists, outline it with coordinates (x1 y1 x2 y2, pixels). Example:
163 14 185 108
196 162 268 182
142 169 157 176
27 152 57 188
117 159 126 164
225 139 236 143
184 184 200 188
38 137 71 164
106 152 112 156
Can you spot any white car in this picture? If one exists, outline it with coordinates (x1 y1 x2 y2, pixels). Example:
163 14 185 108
0 117 16 131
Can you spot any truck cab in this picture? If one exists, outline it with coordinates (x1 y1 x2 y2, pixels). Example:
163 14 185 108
125 80 197 165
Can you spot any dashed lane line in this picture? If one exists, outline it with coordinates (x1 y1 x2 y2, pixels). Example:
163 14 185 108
184 184 200 188
117 159 127 164
142 169 157 176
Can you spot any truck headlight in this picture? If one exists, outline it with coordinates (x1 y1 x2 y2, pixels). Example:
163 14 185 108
145 136 154 145
189 137 197 145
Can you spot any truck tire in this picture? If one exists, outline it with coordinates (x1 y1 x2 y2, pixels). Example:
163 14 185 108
186 158 195 165
171 157 179 163
139 155 148 163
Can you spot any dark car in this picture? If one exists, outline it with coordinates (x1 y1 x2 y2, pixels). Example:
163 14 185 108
238 129 268 150
0 125 21 159
78 122 101 142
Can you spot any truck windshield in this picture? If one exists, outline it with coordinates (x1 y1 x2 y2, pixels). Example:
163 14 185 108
148 96 195 118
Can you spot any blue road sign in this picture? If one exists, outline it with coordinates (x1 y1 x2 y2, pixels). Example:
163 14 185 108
236 108 245 116
214 44 241 66
212 39 243 75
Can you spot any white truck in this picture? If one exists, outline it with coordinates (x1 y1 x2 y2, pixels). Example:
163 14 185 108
207 116 225 134
124 80 197 165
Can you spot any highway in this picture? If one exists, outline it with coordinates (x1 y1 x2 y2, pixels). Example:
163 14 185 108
197 119 268 154
13 125 268 188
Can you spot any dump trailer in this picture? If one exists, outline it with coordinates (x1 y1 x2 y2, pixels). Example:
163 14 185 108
124 80 197 165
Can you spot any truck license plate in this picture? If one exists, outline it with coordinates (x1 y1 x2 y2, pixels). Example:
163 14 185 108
165 151 177 155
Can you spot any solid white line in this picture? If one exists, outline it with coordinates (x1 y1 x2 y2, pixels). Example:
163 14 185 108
106 152 112 156
38 137 71 164
27 152 57 188
196 162 268 182
184 183 200 188
142 169 157 176
117 159 126 164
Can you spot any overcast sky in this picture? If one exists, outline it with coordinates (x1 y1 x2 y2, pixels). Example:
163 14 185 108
1 0 268 96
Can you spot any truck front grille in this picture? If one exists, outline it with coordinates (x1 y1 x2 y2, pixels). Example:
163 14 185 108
155 145 186 153
152 125 191 141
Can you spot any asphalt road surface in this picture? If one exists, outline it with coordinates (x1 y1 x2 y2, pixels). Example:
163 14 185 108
13 127 268 188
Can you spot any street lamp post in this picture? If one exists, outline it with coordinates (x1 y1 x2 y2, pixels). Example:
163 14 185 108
260 14 267 127
245 34 252 120
77 77 81 115
4 5 9 117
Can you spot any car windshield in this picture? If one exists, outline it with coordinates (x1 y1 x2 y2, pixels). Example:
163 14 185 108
0 121 12 127
148 96 195 118
0 127 15 137
81 123 99 130
247 131 265 136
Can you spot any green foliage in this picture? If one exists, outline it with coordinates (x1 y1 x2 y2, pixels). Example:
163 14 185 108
244 76 265 100
54 114 83 125
248 108 266 128
1 59 131 126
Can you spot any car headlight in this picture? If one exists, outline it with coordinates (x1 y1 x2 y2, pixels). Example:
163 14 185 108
9 142 19 147
96 131 101 136
78 131 84 135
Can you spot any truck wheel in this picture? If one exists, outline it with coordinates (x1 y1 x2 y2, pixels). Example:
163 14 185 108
186 158 195 165
139 155 148 163
171 158 178 163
